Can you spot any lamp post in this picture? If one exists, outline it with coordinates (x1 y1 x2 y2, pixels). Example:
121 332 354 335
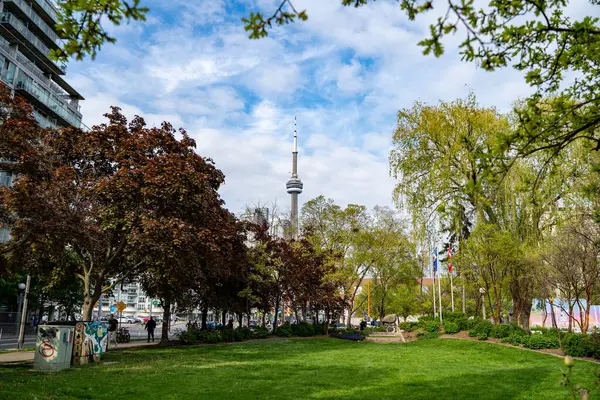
17 275 31 349
479 287 486 320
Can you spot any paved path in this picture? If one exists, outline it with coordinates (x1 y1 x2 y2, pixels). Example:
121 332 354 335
0 339 158 364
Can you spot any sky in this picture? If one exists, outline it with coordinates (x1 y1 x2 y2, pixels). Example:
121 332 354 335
65 0 594 217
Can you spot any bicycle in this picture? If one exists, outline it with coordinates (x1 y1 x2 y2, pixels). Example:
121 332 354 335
116 327 131 343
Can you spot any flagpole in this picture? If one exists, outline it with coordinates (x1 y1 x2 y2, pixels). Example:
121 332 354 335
431 245 437 318
450 271 455 312
436 246 443 323
438 268 443 323
448 247 455 313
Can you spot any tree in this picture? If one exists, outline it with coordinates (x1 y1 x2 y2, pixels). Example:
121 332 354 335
455 223 521 324
1 107 228 321
364 206 420 319
541 215 600 333
390 93 510 229
121 123 228 342
302 196 374 326
53 0 148 61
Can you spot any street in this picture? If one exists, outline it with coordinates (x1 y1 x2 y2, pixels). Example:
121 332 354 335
0 322 188 350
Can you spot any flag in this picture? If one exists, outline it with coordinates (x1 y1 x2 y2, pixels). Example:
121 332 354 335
432 248 438 276
448 247 453 273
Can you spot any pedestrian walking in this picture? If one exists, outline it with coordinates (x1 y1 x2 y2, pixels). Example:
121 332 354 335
108 314 118 349
145 317 157 342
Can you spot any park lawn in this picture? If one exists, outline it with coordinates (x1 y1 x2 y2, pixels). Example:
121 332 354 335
0 338 597 400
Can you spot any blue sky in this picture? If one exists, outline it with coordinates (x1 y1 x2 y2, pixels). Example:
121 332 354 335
65 0 593 216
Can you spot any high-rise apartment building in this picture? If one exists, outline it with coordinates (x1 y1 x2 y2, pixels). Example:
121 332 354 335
0 0 83 128
0 0 84 242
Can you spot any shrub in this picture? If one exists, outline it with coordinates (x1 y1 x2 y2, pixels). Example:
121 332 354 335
469 320 493 340
523 333 559 349
426 321 441 333
399 322 419 332
221 329 235 342
198 330 221 344
234 327 253 342
417 331 441 340
251 326 270 339
313 323 326 335
490 324 512 339
443 322 460 334
291 322 315 337
366 326 388 333
444 312 469 331
177 328 197 344
275 324 293 337
418 315 436 329
501 333 525 346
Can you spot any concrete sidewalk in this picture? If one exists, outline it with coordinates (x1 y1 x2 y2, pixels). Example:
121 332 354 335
0 340 159 364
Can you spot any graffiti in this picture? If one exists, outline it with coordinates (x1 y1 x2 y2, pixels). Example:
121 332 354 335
39 338 55 358
72 322 108 365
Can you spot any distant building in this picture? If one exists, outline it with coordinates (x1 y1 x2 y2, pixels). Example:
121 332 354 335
99 281 163 318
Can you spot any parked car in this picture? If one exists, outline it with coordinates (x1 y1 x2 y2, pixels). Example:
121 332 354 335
121 316 136 324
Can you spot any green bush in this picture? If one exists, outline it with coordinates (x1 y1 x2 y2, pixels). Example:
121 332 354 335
366 326 388 333
563 333 588 357
426 321 441 333
501 333 525 346
275 324 293 337
399 322 419 332
313 323 326 335
418 315 435 328
523 333 559 349
443 322 460 334
251 326 270 339
177 328 198 344
234 327 253 342
561 333 600 358
490 324 511 339
469 320 493 340
291 322 315 337
417 331 441 340
198 330 221 344
221 329 235 342
443 312 469 331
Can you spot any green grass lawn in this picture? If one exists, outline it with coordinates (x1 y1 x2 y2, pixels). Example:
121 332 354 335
0 338 597 399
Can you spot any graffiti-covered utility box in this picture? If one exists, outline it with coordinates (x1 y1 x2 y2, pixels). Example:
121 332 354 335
33 325 75 371
72 322 108 365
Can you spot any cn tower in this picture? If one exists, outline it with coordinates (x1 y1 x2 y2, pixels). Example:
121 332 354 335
286 117 303 238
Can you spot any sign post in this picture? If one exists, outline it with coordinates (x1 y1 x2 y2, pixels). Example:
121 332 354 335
116 301 126 328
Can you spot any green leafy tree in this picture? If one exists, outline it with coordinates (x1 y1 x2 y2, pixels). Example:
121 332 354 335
52 0 148 61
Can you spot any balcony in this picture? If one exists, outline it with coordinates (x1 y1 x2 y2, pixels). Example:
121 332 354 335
0 40 81 118
15 77 82 127
3 0 60 48
31 0 59 27
0 12 65 76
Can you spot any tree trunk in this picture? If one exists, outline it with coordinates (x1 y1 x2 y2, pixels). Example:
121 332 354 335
325 309 329 336
262 312 266 327
518 300 531 332
201 305 208 330
541 301 547 328
237 313 242 327
222 310 227 326
549 299 563 350
160 297 171 345
568 301 574 333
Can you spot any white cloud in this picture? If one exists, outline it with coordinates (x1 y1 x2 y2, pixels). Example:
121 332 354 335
66 0 594 216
